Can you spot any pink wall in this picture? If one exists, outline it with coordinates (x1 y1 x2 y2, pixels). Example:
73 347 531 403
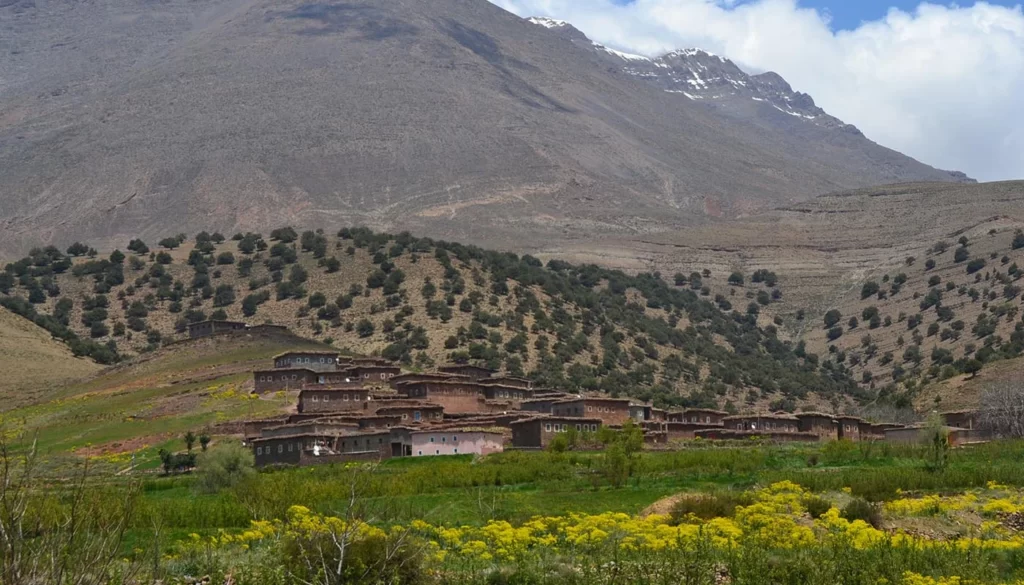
411 431 504 457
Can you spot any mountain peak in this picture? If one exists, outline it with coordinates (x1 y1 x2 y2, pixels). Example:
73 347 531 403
526 16 570 29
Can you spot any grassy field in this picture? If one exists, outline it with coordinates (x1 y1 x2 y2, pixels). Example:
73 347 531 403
0 328 328 472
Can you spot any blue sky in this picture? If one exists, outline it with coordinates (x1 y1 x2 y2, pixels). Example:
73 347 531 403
794 0 1021 30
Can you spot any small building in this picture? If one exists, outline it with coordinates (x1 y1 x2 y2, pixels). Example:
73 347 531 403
552 397 633 425
479 384 533 403
509 416 603 449
723 414 800 434
439 364 497 380
297 388 372 413
273 351 342 372
941 410 980 430
388 372 466 389
251 430 392 467
374 402 444 424
661 421 725 441
253 368 318 393
344 364 403 384
486 376 533 389
188 320 247 339
694 428 819 442
796 412 839 440
884 425 976 447
837 416 863 441
409 429 504 457
669 409 729 425
395 380 490 414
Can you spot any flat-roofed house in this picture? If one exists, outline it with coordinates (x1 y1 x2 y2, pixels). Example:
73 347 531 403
551 397 632 425
410 429 504 457
188 320 247 339
273 351 341 372
837 416 863 441
438 364 497 380
297 388 372 413
668 409 729 425
795 412 839 440
509 416 603 449
723 414 800 434
253 368 318 393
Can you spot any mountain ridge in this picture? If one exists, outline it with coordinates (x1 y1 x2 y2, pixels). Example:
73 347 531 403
0 0 971 256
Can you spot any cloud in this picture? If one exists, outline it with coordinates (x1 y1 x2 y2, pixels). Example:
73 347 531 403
491 0 1024 181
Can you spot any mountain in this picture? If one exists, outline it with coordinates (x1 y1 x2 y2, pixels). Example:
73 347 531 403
0 0 968 256
0 306 101 401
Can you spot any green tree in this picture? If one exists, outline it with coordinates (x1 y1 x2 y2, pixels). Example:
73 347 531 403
194 442 255 494
184 431 197 453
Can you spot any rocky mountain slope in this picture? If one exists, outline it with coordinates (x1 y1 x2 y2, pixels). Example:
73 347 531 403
0 0 967 255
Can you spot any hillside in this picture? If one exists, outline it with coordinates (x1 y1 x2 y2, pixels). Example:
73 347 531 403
543 181 1024 408
0 305 101 401
0 227 859 423
0 0 965 254
0 327 327 462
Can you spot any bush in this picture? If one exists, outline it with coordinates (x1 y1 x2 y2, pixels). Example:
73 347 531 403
194 442 256 494
966 258 987 274
670 492 753 523
860 281 879 299
356 318 375 338
823 309 842 328
802 495 833 519
841 498 882 528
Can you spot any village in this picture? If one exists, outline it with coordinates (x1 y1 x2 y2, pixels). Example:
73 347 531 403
238 339 989 467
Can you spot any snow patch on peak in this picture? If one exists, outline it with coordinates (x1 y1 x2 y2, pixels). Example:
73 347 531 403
663 48 725 62
593 41 650 62
527 17 569 29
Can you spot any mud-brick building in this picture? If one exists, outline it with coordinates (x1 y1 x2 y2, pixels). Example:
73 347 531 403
409 429 504 457
837 416 863 441
485 376 533 389
343 364 403 384
273 351 341 372
297 387 372 413
388 372 466 389
669 409 729 425
509 416 603 449
187 319 247 339
438 364 497 380
394 380 491 413
658 421 725 441
795 412 839 440
253 368 319 393
373 402 444 424
941 410 981 430
251 429 392 467
551 397 633 425
723 414 800 434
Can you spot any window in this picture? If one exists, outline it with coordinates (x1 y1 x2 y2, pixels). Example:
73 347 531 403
436 450 440 455
256 446 263 455
454 448 458 454
380 373 386 380
401 414 408 420
288 443 293 452
545 424 552 432
414 411 421 421
278 444 283 453
429 437 435 443
418 451 423 456
312 395 319 402
453 435 458 442
576 424 582 431
292 374 297 380
441 437 446 443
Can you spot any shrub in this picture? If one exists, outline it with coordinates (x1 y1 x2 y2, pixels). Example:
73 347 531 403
841 498 882 528
860 281 879 299
356 318 375 338
194 442 255 494
823 309 842 328
966 258 987 274
802 495 832 519
670 492 753 523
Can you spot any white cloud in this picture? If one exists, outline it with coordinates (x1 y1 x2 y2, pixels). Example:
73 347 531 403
491 0 1024 181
